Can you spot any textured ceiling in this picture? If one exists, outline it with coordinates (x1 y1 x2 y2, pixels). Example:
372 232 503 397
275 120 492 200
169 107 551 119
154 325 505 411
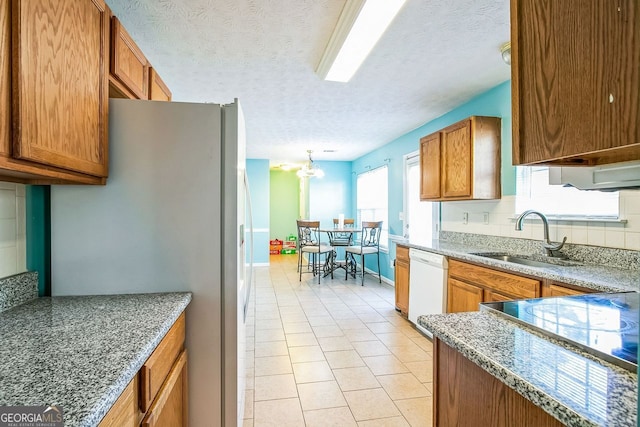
105 0 511 164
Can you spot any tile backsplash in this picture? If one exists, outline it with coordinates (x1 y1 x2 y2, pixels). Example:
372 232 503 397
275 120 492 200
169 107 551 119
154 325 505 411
0 182 27 278
441 191 640 250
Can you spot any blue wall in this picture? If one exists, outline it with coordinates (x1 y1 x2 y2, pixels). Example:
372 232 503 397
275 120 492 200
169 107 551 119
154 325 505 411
309 161 354 229
246 159 270 265
352 80 513 281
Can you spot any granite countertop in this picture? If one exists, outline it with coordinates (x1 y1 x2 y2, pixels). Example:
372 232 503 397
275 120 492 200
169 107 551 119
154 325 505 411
418 311 638 427
397 238 639 293
0 292 192 427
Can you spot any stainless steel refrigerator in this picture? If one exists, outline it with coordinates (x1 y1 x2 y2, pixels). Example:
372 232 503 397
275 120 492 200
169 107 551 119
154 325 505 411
50 98 253 426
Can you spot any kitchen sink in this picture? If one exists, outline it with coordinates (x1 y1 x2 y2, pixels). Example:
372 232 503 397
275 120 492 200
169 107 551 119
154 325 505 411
471 252 583 268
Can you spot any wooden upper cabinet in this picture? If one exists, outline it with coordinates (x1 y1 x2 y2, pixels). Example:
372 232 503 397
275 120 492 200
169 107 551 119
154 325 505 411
110 17 149 100
1 0 9 164
441 120 472 198
420 116 501 201
419 132 441 199
511 0 640 166
149 68 172 102
7 0 109 180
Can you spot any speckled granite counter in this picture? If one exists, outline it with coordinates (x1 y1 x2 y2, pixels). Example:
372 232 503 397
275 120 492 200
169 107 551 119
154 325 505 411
0 271 38 312
0 292 192 427
396 235 639 293
418 311 638 427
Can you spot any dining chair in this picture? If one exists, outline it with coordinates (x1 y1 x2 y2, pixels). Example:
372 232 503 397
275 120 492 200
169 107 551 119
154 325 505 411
345 221 383 286
297 220 333 283
331 218 355 246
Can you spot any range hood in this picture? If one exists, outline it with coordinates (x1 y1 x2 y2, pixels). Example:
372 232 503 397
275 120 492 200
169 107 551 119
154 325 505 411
549 160 640 191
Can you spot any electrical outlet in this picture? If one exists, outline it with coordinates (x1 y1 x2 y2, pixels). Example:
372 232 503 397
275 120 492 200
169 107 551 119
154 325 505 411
483 212 490 224
399 212 404 221
462 212 468 224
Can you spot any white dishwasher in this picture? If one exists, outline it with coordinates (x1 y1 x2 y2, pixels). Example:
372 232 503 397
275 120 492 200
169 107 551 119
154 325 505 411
408 248 448 336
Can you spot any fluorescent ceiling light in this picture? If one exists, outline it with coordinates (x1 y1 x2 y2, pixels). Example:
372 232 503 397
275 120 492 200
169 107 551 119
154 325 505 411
316 0 407 83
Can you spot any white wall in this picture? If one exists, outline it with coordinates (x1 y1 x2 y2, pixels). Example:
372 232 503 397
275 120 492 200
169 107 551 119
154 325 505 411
441 190 640 250
0 182 27 277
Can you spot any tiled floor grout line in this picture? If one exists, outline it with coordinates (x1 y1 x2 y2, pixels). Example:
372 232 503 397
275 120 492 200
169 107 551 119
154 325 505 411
246 255 433 426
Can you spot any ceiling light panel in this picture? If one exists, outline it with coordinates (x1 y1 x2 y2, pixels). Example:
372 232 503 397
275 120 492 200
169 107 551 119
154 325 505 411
317 0 407 83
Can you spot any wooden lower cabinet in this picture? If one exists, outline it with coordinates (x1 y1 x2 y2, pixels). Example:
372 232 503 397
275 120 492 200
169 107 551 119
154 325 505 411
394 245 410 315
433 339 564 427
447 278 483 313
542 280 593 297
484 289 514 303
140 314 186 412
142 350 188 427
447 259 541 313
99 314 187 426
99 376 140 427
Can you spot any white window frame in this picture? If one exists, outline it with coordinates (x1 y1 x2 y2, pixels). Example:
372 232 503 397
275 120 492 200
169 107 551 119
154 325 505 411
403 151 439 241
356 165 389 251
515 166 620 220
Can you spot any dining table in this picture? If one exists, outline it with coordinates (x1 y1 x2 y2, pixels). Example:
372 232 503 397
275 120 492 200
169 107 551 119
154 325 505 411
318 227 360 277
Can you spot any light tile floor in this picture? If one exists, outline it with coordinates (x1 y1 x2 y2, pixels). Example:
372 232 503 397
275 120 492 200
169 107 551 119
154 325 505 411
243 255 433 427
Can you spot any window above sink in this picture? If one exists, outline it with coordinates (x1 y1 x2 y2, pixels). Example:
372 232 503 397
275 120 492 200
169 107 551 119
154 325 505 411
515 166 620 220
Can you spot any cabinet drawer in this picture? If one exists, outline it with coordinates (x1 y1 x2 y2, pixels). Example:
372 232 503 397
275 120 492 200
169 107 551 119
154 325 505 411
141 350 188 427
140 313 185 412
396 245 409 262
542 282 592 297
449 260 540 299
99 376 139 427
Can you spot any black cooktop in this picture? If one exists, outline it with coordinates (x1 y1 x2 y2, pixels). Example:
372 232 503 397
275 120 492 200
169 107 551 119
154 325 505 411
481 292 638 371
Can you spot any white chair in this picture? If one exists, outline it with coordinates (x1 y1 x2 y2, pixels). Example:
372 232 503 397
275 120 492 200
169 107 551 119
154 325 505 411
345 221 382 286
297 220 333 283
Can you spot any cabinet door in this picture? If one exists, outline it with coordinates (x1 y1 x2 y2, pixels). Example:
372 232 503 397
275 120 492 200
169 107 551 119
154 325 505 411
395 259 409 314
485 290 513 303
441 120 471 198
140 313 185 412
149 68 172 102
12 0 109 177
0 0 8 160
111 17 149 100
419 132 441 200
541 283 590 297
99 376 140 427
447 277 483 313
512 0 640 165
434 339 565 427
142 350 188 427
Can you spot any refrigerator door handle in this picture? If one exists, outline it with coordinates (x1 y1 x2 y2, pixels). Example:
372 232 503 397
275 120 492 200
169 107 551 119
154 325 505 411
243 170 254 322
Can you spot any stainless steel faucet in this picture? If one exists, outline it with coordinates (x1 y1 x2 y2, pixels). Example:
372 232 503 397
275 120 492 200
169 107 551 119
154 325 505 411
515 210 567 257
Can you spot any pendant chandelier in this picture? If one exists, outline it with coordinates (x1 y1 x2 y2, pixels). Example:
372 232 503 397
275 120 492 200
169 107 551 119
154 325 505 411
296 150 325 178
